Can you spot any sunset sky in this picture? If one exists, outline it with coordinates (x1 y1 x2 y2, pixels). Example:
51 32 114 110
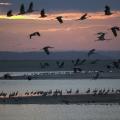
0 0 120 52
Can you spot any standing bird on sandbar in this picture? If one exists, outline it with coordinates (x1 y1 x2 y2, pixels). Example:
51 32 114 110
112 61 120 69
93 72 99 80
29 32 40 39
110 26 120 37
7 10 13 17
40 9 47 18
104 5 112 16
77 13 89 21
42 46 54 55
106 65 112 70
56 16 63 24
88 49 96 57
73 67 82 73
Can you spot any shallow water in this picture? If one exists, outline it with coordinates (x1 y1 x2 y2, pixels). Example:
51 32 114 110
0 79 120 94
0 104 120 120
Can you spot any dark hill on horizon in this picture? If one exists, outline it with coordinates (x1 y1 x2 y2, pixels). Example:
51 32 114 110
0 51 120 60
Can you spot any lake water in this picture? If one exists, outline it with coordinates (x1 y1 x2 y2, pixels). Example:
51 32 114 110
0 79 120 120
0 104 120 120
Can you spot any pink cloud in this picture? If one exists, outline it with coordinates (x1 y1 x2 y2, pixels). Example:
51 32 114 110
0 11 120 51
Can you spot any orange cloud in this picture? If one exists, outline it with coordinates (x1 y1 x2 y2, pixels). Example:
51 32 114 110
0 11 120 20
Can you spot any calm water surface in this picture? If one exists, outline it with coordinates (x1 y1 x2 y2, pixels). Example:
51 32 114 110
0 104 120 120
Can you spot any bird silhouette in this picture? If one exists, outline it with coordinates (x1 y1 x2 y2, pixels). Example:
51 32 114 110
27 2 34 13
29 32 40 39
40 62 49 69
56 16 63 24
72 58 80 66
104 5 112 15
27 76 32 81
106 65 112 69
95 32 111 41
19 4 26 15
93 72 99 80
56 61 64 68
7 10 13 17
77 13 89 20
93 71 101 80
42 46 54 55
73 67 82 73
88 49 96 57
40 9 47 18
110 26 120 37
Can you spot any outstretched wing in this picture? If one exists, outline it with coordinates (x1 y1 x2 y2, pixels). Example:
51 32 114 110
45 49 50 55
112 29 117 37
56 17 63 23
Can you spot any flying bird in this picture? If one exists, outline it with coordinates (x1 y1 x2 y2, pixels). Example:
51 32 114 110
19 4 26 15
72 58 80 66
56 61 64 68
29 32 40 39
77 13 89 21
104 5 112 15
56 16 63 24
27 2 34 13
88 49 96 57
42 46 54 55
97 32 106 34
40 62 49 69
7 10 13 17
95 32 111 41
110 26 120 37
40 9 47 18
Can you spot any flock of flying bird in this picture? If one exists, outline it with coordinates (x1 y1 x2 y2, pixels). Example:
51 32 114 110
6 2 120 55
5 2 120 79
